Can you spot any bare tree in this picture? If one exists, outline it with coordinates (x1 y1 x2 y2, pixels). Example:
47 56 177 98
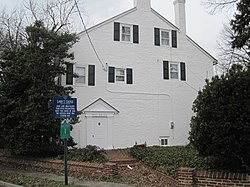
24 0 83 32
0 9 27 51
202 0 250 73
0 0 84 53
217 24 250 72
202 0 238 14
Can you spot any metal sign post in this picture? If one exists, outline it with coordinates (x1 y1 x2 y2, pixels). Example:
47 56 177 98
60 121 71 185
64 138 68 185
53 95 77 186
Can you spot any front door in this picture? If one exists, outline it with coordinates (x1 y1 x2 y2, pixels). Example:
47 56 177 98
90 116 108 149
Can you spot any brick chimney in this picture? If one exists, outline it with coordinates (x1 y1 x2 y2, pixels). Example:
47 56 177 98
174 0 186 35
134 0 151 10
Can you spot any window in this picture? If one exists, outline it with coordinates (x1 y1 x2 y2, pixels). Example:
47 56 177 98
116 68 125 82
163 61 186 81
121 25 131 42
114 22 139 43
155 28 177 48
161 30 170 46
160 136 169 146
108 66 133 84
75 66 86 84
170 63 179 79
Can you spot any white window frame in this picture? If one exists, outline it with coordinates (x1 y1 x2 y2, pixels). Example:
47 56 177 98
170 62 179 80
75 65 87 85
161 30 170 46
159 136 169 147
115 68 126 82
121 24 132 42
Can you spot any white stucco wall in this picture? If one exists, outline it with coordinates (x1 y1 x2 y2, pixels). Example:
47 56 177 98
70 2 214 149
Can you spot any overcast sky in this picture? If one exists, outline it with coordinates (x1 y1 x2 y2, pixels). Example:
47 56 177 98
1 0 235 60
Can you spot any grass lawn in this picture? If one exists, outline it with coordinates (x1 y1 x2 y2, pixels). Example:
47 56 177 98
130 145 214 178
0 170 84 187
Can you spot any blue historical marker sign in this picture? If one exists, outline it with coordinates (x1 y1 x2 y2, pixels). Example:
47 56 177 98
53 95 77 119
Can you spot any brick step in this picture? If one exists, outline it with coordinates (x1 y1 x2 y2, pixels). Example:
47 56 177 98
110 158 138 165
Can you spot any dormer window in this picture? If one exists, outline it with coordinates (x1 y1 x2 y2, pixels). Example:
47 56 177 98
121 25 131 42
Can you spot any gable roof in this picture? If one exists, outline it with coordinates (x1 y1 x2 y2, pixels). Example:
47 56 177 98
81 98 119 114
77 5 217 64
77 7 178 37
151 8 178 30
78 7 137 37
187 36 218 65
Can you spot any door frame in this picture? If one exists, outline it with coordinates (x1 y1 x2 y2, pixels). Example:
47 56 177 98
85 113 114 149
82 98 119 150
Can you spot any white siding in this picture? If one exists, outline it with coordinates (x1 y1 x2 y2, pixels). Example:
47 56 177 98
69 4 214 149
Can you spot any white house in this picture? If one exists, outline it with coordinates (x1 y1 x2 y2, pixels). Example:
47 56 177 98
64 0 217 149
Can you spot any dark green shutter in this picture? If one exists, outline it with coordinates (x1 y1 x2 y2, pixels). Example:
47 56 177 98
88 65 95 86
114 22 120 41
66 63 73 85
108 67 115 83
154 28 160 46
163 61 169 80
180 62 186 81
133 25 139 44
126 68 133 84
172 30 177 48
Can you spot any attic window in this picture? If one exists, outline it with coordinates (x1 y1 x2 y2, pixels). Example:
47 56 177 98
121 25 131 42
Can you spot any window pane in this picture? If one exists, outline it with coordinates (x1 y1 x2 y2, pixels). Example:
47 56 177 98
161 31 169 38
170 64 178 72
122 34 130 42
76 67 85 75
116 76 125 81
117 69 125 76
164 139 168 145
122 26 130 34
161 139 165 145
162 39 169 46
171 72 178 79
76 76 85 84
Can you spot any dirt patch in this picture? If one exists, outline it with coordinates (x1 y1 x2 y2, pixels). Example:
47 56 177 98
117 163 178 187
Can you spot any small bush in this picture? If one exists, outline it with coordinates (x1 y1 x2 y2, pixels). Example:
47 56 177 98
58 145 108 163
189 65 250 172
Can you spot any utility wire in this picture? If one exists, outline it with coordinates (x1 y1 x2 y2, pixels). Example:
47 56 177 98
184 82 199 92
186 65 206 84
74 0 106 70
